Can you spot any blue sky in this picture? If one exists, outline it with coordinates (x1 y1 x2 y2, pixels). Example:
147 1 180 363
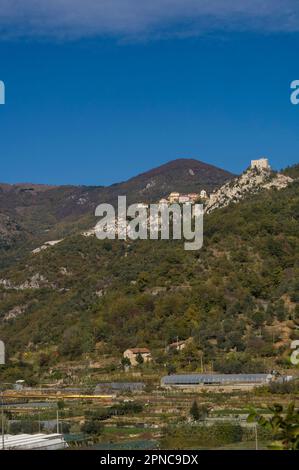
0 1 299 185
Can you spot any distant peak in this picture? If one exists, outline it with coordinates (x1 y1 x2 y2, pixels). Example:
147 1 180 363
129 158 234 181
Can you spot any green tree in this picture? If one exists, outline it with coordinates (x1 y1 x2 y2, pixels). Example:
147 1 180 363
57 400 65 410
121 356 131 369
166 363 176 375
58 326 84 358
81 419 103 436
136 353 144 365
190 400 200 421
248 403 299 450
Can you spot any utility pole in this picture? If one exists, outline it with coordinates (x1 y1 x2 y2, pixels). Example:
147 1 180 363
255 424 258 450
1 389 4 450
56 409 59 434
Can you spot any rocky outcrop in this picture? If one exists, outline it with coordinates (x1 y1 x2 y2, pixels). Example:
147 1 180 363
0 273 51 290
3 305 28 321
0 213 24 247
32 239 63 254
205 167 293 214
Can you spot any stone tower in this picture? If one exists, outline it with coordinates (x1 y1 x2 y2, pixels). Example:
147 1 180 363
251 158 270 171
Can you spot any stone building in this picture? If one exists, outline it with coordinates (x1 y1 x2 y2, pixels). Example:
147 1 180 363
251 158 270 171
123 347 152 366
168 192 180 203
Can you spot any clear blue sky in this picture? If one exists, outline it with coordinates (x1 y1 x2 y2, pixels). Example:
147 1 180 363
0 2 299 185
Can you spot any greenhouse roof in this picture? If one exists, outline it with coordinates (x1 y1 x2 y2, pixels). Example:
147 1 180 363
161 374 271 385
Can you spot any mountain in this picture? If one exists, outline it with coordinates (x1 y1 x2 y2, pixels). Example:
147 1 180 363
115 158 234 200
0 159 234 266
0 162 298 384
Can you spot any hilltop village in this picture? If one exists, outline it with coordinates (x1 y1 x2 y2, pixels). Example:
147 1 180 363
0 157 298 450
158 158 271 207
29 157 293 251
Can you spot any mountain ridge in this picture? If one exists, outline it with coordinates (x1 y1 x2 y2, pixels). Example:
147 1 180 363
0 158 235 264
0 172 298 381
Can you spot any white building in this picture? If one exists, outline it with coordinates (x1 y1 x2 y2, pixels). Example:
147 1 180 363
1 434 68 450
251 158 270 171
185 193 197 202
168 192 180 203
123 348 152 366
166 191 206 204
178 195 191 204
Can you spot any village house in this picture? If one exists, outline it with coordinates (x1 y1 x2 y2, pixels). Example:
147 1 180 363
187 192 200 202
123 347 152 366
168 192 180 203
160 191 209 206
178 195 191 204
166 340 187 352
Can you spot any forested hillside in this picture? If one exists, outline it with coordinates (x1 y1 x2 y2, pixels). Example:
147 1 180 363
0 174 298 378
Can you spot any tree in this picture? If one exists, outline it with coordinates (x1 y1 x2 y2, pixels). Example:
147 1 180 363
121 356 131 369
81 410 106 436
81 419 103 436
10 419 42 434
58 326 84 358
190 400 200 421
52 421 70 434
39 352 52 368
190 401 210 421
136 272 150 291
248 403 299 450
57 400 65 410
179 343 200 368
136 353 144 365
166 363 176 375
